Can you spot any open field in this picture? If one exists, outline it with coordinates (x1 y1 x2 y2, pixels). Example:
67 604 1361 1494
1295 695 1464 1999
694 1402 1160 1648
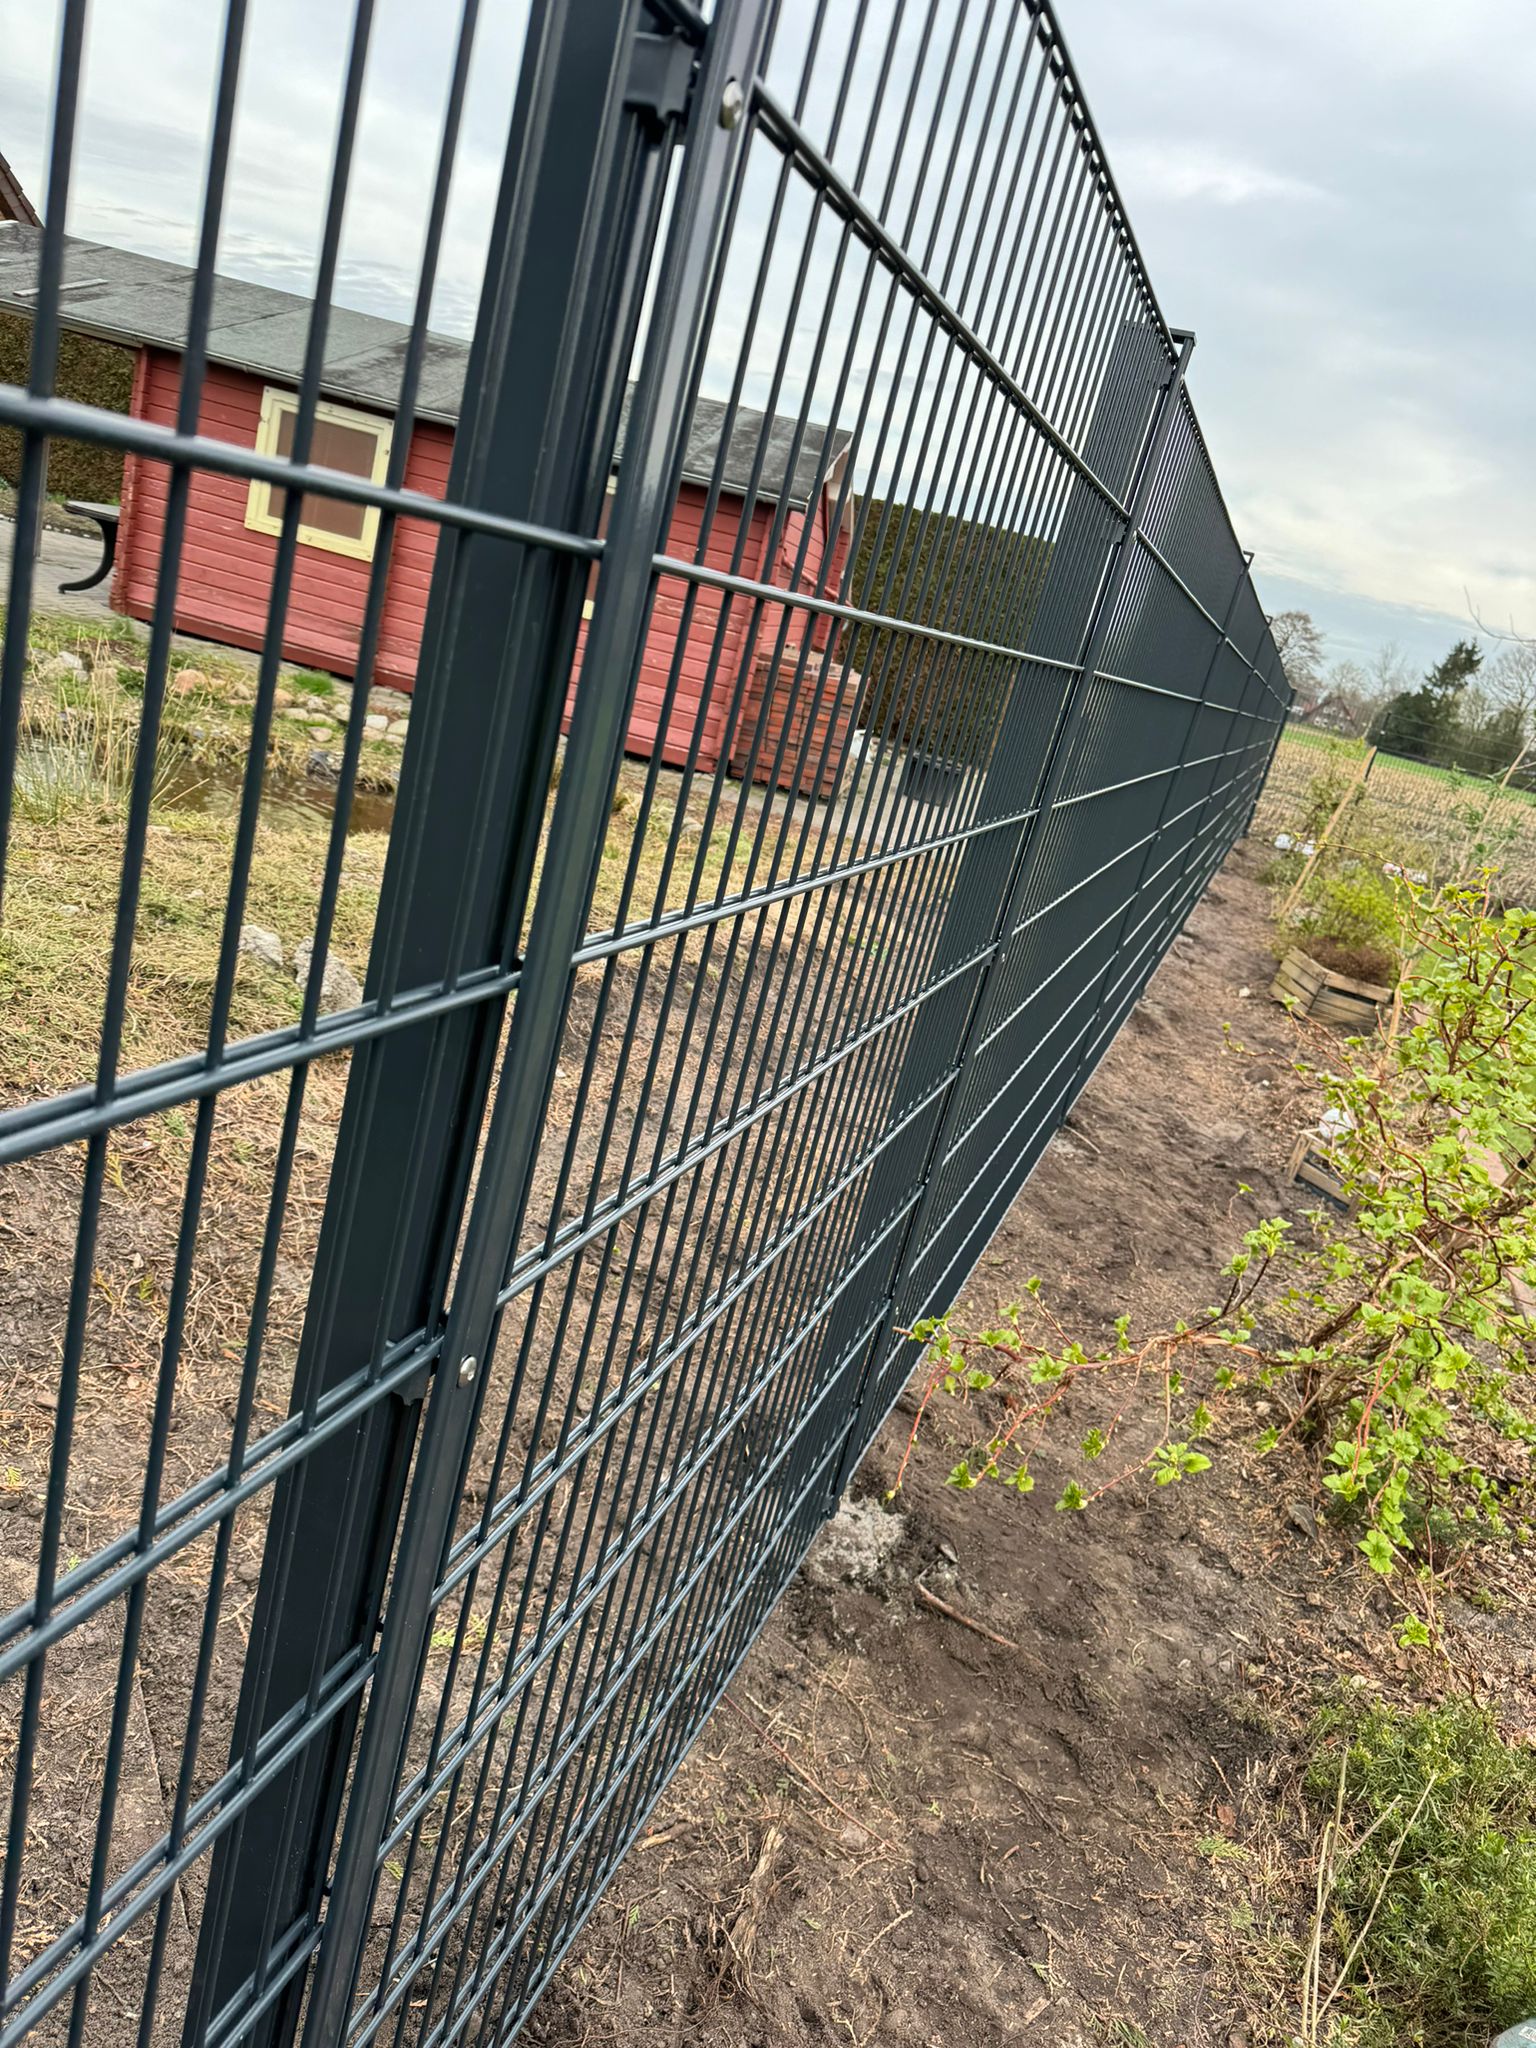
1275 719 1536 799
1255 723 1536 901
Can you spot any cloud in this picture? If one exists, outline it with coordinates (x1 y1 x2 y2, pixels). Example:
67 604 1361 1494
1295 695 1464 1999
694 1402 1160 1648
1065 0 1536 663
1115 141 1329 209
0 0 528 337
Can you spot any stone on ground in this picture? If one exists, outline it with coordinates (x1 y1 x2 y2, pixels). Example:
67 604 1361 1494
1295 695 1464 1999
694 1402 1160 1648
802 1495 905 1589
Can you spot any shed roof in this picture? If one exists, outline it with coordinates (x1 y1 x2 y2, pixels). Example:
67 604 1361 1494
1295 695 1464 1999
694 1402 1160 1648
0 224 848 506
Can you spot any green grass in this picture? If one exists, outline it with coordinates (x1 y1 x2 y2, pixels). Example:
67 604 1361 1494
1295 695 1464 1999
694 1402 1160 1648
1279 724 1536 806
1301 1695 1536 2046
1279 725 1363 760
9 609 403 793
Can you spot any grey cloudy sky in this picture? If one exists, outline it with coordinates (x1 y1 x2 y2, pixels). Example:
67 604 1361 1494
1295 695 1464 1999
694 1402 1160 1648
2 0 1532 679
1063 0 1536 673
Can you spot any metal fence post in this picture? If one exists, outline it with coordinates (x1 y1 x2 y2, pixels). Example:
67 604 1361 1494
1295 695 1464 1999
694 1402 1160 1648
181 8 703 2044
824 327 1197 1503
292 6 774 2041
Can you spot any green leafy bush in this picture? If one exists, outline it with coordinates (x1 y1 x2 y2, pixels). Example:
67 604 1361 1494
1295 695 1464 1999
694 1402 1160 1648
1291 864 1403 983
898 885 1536 1627
1303 1695 1536 2044
1268 772 1419 982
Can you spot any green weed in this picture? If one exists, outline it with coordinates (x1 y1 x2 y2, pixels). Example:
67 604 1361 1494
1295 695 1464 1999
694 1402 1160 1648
1301 1696 1536 2045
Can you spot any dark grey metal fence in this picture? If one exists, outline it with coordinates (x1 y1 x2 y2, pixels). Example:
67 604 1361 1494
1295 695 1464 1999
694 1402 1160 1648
0 2 1289 2043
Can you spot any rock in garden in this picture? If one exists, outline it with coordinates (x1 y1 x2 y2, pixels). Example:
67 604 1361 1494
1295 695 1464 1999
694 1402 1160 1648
291 938 363 1010
365 712 389 733
802 1495 905 1589
1286 1500 1318 1541
172 668 210 695
238 924 286 970
42 650 86 679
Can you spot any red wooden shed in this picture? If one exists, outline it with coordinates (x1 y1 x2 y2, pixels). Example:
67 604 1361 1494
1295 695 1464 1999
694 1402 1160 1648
0 226 855 783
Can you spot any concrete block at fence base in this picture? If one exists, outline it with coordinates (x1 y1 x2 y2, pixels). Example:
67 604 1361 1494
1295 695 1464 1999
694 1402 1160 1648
1492 2025 1536 2048
803 1495 905 1589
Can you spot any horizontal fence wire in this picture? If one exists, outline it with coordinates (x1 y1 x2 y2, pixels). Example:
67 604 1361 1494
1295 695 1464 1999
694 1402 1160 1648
0 1 1289 2045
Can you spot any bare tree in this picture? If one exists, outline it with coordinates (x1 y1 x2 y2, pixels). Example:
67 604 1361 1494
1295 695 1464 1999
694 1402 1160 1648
1365 640 1412 702
1465 602 1536 768
1309 658 1372 735
1305 643 1409 737
1270 609 1326 701
1486 637 1536 728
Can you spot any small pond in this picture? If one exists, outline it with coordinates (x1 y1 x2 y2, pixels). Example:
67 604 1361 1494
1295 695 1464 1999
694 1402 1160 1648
17 737 398 836
156 754 398 835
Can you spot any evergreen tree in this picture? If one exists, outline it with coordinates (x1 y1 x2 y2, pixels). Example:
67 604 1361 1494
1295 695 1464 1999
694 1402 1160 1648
1368 638 1483 763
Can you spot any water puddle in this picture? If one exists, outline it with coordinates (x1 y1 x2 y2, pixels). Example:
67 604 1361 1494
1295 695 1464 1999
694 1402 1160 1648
155 754 397 835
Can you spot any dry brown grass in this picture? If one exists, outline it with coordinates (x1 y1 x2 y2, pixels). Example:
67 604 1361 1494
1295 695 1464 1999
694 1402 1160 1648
1256 726 1536 900
2 803 387 1095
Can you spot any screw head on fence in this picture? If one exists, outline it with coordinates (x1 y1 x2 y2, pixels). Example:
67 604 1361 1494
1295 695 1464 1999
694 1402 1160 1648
719 78 744 128
457 1355 478 1387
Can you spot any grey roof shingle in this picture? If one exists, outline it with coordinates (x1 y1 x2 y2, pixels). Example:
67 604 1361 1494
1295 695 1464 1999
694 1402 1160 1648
0 224 848 507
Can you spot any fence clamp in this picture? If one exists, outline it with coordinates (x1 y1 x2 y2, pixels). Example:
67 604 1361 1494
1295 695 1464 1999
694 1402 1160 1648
389 1353 436 1409
626 29 696 134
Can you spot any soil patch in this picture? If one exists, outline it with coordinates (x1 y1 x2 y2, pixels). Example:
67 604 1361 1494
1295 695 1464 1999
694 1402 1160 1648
1294 934 1396 986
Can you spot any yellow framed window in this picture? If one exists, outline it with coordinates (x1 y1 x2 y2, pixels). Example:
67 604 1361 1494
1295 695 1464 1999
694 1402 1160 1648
245 386 393 561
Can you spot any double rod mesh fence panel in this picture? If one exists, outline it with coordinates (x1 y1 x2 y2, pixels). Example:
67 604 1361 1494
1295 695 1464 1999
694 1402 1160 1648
0 2 1289 2044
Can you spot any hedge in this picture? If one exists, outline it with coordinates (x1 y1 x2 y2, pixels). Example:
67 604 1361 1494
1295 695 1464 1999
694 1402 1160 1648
843 497 1051 757
0 311 134 503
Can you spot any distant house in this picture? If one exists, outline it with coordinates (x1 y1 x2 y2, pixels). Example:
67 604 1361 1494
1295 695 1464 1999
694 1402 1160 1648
0 225 855 784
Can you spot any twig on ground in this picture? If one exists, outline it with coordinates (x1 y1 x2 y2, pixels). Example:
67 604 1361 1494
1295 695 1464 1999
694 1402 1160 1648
849 1905 912 1979
913 1582 1020 1650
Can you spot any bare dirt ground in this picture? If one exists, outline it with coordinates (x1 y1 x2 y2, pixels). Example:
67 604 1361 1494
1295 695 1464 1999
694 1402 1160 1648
518 844 1536 2048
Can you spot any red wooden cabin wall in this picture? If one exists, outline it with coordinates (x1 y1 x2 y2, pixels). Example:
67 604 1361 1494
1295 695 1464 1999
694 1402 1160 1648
114 349 448 690
113 349 851 774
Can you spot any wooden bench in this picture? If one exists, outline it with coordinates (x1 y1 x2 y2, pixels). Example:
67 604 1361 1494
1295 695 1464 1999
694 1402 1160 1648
59 500 120 593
